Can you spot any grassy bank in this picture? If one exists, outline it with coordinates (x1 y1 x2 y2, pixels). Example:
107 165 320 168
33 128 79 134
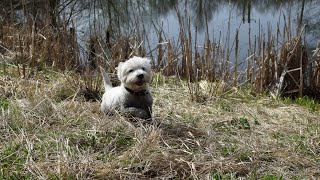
0 69 319 179
1 1 320 179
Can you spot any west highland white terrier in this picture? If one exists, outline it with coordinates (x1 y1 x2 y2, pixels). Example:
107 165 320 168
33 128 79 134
100 56 153 119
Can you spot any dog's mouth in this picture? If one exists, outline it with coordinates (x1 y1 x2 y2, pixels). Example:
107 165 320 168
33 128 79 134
135 81 144 86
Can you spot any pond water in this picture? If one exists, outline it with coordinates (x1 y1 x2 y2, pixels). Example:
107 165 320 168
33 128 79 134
5 0 320 64
70 0 320 64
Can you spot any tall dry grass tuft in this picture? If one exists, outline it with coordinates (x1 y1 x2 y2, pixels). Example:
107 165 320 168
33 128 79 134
155 10 318 101
0 3 80 75
309 42 320 97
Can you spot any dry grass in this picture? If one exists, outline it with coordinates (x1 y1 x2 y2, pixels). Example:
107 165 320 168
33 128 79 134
1 1 320 179
0 69 319 179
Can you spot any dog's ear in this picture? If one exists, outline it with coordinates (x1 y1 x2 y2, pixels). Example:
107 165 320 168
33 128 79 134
144 58 151 64
116 62 123 70
142 58 152 83
143 58 152 70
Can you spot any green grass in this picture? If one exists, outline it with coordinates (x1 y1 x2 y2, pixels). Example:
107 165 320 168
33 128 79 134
284 96 320 112
231 116 251 130
260 174 283 180
0 142 30 179
209 171 237 180
0 97 9 110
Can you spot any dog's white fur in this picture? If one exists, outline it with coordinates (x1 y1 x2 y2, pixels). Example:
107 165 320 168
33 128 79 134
100 56 153 119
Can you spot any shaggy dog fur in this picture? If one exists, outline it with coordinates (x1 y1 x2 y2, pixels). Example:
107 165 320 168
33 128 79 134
100 56 153 119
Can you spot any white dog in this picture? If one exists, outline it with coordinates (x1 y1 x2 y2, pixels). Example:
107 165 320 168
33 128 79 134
100 56 153 119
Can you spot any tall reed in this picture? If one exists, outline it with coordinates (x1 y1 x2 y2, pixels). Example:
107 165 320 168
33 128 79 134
1 0 319 100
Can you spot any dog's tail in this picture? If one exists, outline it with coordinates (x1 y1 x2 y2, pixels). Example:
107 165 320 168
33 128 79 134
100 66 113 90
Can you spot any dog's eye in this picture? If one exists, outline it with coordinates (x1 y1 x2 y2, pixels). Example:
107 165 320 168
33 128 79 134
128 69 133 73
141 67 145 71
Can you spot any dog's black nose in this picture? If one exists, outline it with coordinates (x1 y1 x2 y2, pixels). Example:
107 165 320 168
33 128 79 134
137 74 144 79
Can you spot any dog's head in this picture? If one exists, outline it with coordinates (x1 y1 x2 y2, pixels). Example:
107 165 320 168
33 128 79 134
117 56 152 91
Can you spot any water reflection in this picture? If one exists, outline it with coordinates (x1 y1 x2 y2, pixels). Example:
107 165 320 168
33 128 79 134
145 0 315 30
303 1 320 47
148 0 178 16
1 0 319 56
150 0 319 51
